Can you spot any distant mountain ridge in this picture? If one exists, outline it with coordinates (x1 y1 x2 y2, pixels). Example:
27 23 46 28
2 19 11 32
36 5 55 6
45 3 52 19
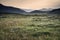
0 4 60 15
30 8 60 14
30 10 49 13
0 4 26 13
50 8 60 14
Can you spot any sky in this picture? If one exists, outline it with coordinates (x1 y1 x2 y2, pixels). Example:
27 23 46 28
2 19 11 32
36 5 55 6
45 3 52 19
0 0 60 9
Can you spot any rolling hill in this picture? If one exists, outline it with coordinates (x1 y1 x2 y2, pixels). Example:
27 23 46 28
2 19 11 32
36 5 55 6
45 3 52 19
0 4 26 14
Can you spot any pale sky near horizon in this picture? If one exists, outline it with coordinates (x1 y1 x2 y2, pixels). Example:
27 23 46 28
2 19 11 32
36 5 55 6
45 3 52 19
0 0 60 9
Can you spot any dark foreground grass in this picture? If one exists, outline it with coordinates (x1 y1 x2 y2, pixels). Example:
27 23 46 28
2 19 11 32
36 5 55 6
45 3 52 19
0 13 60 40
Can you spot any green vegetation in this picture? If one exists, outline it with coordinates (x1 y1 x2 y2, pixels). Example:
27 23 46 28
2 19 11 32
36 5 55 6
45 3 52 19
0 13 60 40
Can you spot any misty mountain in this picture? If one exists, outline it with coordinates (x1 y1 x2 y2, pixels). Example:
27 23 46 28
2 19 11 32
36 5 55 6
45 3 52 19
30 10 49 13
40 8 52 11
0 4 26 13
30 8 60 14
22 9 34 12
0 4 60 15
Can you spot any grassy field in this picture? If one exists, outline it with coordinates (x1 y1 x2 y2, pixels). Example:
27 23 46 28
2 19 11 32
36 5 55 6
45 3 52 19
0 13 60 40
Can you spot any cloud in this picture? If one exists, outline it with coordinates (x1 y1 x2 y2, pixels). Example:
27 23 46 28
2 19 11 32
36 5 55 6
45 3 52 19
0 0 60 9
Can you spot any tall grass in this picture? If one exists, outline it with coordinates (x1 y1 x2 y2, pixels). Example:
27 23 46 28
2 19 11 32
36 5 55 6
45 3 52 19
0 13 60 40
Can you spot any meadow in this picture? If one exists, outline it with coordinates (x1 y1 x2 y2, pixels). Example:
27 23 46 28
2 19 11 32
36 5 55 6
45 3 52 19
0 13 60 40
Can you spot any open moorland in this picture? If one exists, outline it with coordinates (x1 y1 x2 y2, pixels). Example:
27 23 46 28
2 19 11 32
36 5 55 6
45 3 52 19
0 13 60 40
